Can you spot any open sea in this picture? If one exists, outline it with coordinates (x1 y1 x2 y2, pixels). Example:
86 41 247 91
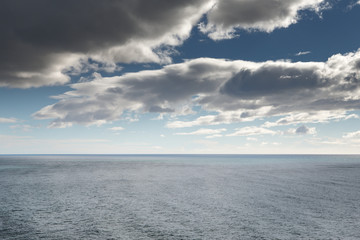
0 154 359 239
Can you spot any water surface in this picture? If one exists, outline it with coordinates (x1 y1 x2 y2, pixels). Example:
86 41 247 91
0 155 359 239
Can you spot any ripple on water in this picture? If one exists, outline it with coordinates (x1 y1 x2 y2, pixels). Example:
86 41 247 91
0 155 360 239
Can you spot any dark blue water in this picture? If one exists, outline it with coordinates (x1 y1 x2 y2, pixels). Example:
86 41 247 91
0 155 359 239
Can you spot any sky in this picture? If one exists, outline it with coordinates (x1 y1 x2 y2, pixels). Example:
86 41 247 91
1 0 360 154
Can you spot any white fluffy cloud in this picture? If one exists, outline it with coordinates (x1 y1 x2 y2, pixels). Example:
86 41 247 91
200 0 326 40
33 49 360 128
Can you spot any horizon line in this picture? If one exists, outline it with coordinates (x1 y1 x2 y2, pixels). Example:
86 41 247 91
1 153 360 156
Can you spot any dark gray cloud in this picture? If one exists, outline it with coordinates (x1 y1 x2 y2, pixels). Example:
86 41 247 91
34 49 360 127
149 106 174 113
120 60 228 105
209 0 298 28
0 0 210 88
295 125 315 134
221 65 325 98
355 59 360 70
200 51 360 115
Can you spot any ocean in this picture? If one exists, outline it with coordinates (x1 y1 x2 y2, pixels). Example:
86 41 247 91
0 154 359 239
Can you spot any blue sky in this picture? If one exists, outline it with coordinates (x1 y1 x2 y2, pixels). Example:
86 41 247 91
1 0 360 154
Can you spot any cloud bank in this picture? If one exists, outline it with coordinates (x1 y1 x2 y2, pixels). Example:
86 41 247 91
1 0 331 88
34 49 360 128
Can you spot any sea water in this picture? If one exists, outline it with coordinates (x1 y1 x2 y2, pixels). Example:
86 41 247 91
0 155 359 239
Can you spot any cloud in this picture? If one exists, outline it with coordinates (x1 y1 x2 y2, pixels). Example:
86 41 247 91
295 51 311 56
205 134 223 139
200 0 327 40
347 0 360 10
166 108 271 128
34 58 236 127
109 126 124 131
175 128 226 135
262 111 358 128
0 117 17 123
343 130 360 139
0 0 213 88
246 137 258 141
309 129 360 148
286 125 317 135
10 124 34 132
305 129 360 148
0 0 334 88
34 49 360 128
227 126 276 136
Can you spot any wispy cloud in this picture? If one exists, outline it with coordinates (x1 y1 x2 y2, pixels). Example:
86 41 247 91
109 126 124 131
347 0 360 10
10 124 34 132
262 111 358 128
0 117 17 123
343 130 360 139
227 126 276 137
175 128 226 136
295 51 311 56
205 134 223 139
